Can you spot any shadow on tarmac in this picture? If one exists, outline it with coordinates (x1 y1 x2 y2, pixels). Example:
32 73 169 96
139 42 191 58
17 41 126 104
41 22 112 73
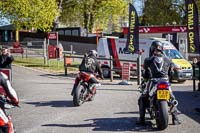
98 88 139 92
174 90 200 124
25 100 74 108
42 117 159 132
114 111 140 115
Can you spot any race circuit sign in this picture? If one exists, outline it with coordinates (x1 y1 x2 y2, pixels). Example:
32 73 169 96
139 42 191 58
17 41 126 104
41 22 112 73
48 32 58 40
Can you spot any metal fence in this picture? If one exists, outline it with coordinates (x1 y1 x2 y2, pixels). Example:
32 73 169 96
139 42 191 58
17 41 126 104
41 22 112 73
63 54 142 85
0 40 46 58
20 40 46 58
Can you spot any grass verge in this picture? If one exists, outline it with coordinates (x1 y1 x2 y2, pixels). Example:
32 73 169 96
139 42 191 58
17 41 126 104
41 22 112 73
13 57 80 73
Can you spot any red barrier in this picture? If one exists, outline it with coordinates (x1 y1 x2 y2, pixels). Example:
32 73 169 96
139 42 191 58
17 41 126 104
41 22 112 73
10 47 24 54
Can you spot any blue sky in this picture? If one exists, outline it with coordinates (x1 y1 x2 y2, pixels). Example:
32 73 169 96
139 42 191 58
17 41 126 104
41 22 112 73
133 0 143 16
0 17 10 26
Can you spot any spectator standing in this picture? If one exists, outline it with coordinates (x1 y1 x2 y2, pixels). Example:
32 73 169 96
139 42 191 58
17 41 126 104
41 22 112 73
0 47 14 69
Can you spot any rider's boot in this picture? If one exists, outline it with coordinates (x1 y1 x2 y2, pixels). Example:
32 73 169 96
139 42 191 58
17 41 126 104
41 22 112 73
88 83 96 94
172 109 181 125
136 96 146 125
136 117 145 125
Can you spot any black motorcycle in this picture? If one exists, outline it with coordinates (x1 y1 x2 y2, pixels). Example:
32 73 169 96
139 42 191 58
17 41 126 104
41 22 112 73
139 78 177 130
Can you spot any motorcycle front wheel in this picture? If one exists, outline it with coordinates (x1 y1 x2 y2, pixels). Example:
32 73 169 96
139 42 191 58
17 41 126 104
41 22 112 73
73 85 86 106
156 101 169 130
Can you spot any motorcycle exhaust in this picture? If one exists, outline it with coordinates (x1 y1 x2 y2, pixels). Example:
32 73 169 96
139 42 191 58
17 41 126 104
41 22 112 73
171 99 178 107
169 100 179 113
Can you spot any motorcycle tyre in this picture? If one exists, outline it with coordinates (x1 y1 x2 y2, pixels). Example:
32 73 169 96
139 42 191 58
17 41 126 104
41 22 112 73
73 85 85 106
156 101 169 130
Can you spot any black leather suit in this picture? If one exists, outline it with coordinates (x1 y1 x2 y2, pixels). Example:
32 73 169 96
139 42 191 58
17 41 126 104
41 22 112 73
138 53 180 125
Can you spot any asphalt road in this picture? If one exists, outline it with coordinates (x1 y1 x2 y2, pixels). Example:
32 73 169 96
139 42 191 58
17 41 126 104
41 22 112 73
8 65 200 133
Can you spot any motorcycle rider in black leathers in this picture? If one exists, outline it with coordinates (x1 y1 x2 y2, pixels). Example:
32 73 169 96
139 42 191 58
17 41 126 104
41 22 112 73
71 50 104 96
137 41 181 125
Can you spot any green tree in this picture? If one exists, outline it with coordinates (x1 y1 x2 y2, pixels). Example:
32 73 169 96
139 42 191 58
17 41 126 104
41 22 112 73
60 0 128 33
142 0 184 25
0 0 59 32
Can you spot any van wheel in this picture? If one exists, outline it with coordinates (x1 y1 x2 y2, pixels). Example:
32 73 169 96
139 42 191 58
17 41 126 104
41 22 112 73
102 66 110 78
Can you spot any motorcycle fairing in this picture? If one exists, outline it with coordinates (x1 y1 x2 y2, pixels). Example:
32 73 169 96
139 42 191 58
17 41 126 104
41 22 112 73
0 108 8 126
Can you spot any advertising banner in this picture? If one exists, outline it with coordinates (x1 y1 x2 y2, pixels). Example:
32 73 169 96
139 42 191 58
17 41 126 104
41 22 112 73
185 0 200 53
125 3 139 53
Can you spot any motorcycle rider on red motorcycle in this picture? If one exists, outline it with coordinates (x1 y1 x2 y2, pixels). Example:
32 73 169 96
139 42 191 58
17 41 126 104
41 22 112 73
137 41 181 125
71 50 104 96
0 71 19 132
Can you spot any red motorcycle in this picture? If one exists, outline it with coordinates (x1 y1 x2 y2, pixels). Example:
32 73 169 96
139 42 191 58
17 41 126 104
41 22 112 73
0 86 16 133
73 72 101 106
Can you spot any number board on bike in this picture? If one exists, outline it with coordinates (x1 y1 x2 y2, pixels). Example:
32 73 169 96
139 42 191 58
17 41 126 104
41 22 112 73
157 90 170 100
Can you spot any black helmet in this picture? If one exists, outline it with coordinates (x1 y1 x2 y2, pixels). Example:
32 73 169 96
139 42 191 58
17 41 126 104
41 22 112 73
149 41 163 56
87 50 98 57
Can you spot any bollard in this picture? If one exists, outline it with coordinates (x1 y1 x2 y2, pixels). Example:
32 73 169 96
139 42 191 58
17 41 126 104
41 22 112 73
65 65 68 76
192 64 195 91
137 54 142 85
64 55 68 75
70 45 74 62
198 64 200 91
192 64 196 91
110 56 113 82
25 48 28 58
198 82 200 91
43 38 47 65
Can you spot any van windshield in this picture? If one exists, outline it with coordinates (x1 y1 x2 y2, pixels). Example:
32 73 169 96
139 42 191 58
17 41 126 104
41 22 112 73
163 49 184 59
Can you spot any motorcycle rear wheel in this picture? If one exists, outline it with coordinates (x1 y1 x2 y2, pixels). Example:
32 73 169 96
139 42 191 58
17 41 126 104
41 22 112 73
73 85 86 106
156 101 169 130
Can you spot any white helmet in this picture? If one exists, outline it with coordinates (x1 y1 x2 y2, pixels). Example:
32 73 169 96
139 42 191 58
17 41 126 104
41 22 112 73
88 50 98 57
